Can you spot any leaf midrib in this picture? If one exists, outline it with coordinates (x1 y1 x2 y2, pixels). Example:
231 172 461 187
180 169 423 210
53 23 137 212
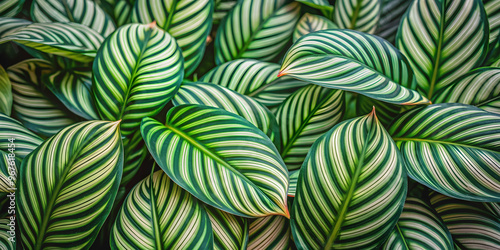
349 0 363 29
396 224 410 249
427 0 446 99
149 175 163 249
60 0 76 22
391 137 499 154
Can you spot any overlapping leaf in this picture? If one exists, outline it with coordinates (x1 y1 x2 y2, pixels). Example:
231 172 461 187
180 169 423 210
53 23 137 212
0 150 18 193
396 0 489 99
214 0 238 23
389 103 500 202
334 0 381 34
0 17 31 38
279 29 430 105
484 0 500 63
293 13 338 42
111 170 213 249
376 0 413 43
0 0 24 17
206 205 248 250
114 0 134 26
141 105 289 218
288 170 299 197
291 109 407 249
215 0 301 64
172 82 281 148
0 22 105 62
0 65 11 115
276 84 344 170
248 215 290 250
296 0 333 12
92 23 183 136
0 113 43 159
121 130 148 186
18 120 123 249
31 0 116 36
0 218 15 250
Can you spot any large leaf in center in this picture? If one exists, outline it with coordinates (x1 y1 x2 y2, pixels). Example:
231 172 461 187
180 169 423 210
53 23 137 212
291 109 407 249
92 23 183 136
279 29 430 105
140 105 289 218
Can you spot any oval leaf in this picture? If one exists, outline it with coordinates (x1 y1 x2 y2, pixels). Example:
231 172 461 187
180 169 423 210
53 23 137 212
140 104 289 218
334 0 381 34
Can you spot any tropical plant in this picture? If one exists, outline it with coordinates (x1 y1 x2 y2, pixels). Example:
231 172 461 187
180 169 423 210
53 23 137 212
0 0 499 249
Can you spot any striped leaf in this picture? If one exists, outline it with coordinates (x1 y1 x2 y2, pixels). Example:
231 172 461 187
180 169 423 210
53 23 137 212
131 0 213 76
0 17 31 38
0 22 105 62
484 0 500 63
293 13 338 42
8 59 81 137
296 0 333 12
429 191 500 249
111 170 213 249
0 113 43 159
334 0 381 34
0 218 15 250
276 84 344 170
92 23 183 136
291 109 407 249
121 130 148 186
288 170 299 197
215 0 301 64
140 105 289 218
31 0 116 36
382 196 454 249
356 95 406 127
0 150 18 193
396 0 489 99
200 59 308 109
376 0 413 43
389 103 500 202
0 65 11 115
433 67 500 115
114 0 134 26
493 57 500 67
18 120 123 249
206 205 249 250
248 215 290 250
172 82 281 148
280 29 430 105
484 202 500 218
0 0 24 17
214 0 237 23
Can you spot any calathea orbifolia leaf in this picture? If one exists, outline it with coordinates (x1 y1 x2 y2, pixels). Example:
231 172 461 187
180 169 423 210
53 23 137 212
288 170 299 197
382 196 454 249
120 130 148 186
205 205 249 250
131 0 213 76
111 170 213 249
429 191 500 249
200 59 308 109
18 120 123 249
0 113 43 159
0 0 24 17
92 23 183 136
114 0 134 26
433 67 500 115
31 0 116 37
141 105 289 218
375 0 413 43
396 0 489 99
334 0 382 34
0 22 105 63
0 65 12 115
215 0 301 64
293 13 338 42
389 103 500 202
280 29 430 105
248 215 290 250
8 59 81 137
172 82 282 149
276 84 344 170
291 109 407 249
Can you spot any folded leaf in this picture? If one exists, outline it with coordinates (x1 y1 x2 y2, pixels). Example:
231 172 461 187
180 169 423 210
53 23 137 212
334 0 381 34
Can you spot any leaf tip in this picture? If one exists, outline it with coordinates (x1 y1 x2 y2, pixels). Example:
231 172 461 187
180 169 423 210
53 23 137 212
148 21 157 29
277 70 286 77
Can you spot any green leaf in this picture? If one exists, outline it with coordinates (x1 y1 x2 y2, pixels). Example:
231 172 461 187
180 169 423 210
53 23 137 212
389 103 500 202
31 0 116 36
291 109 407 249
375 0 413 43
296 0 333 12
276 84 344 170
0 22 105 62
18 120 123 249
0 0 24 17
205 205 249 250
92 23 183 136
356 95 405 127
248 215 290 250
0 150 18 193
215 0 301 64
114 0 133 26
293 13 338 42
8 59 81 137
121 130 148 186
288 170 299 197
0 218 15 249
484 0 500 59
484 202 500 218
382 196 454 249
433 67 500 115
334 0 381 34
111 170 213 249
0 17 31 37
280 29 430 105
214 0 237 23
173 82 281 149
0 65 12 115
131 0 213 76
0 113 43 159
396 0 489 99
430 191 500 249
140 105 289 218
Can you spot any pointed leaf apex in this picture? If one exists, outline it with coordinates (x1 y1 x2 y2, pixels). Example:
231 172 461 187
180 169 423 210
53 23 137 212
283 206 290 219
148 21 157 29
370 106 376 116
277 70 286 77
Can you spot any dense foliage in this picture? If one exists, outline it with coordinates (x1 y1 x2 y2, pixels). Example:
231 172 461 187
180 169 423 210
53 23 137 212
0 0 499 249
